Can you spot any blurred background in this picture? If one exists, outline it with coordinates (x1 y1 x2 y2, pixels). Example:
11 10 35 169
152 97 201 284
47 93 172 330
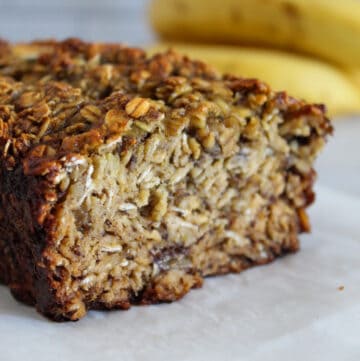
0 0 152 45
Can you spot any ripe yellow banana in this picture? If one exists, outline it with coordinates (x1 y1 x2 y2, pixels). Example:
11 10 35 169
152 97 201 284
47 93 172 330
349 69 360 89
149 0 360 68
148 44 360 116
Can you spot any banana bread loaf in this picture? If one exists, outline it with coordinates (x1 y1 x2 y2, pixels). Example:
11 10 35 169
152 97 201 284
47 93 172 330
0 39 332 321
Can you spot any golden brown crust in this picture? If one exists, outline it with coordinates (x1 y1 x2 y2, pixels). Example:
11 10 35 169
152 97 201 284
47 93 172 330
0 39 331 171
0 40 218 171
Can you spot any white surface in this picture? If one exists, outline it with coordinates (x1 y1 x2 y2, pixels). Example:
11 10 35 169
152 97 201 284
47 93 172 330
0 118 359 360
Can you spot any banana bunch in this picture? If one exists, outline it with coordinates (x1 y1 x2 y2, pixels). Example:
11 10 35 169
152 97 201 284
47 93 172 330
149 0 360 116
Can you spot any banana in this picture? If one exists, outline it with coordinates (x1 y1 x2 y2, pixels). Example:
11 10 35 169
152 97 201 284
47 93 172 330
149 0 360 68
349 69 360 89
148 44 360 116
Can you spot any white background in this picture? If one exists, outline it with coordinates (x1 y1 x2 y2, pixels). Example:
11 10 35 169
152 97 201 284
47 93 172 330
0 1 360 360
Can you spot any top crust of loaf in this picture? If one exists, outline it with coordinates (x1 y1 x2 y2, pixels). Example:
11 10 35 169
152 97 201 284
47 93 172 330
0 38 332 177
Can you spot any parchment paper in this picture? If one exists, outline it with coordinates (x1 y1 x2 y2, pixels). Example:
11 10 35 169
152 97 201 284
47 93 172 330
1 117 359 361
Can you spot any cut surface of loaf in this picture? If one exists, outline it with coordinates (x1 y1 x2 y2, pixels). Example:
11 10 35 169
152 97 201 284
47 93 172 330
0 39 332 321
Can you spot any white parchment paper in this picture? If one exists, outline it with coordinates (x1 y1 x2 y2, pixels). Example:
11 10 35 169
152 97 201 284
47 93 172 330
0 117 359 361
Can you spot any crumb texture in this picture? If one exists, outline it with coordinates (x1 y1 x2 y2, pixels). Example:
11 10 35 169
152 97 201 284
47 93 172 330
0 39 332 321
